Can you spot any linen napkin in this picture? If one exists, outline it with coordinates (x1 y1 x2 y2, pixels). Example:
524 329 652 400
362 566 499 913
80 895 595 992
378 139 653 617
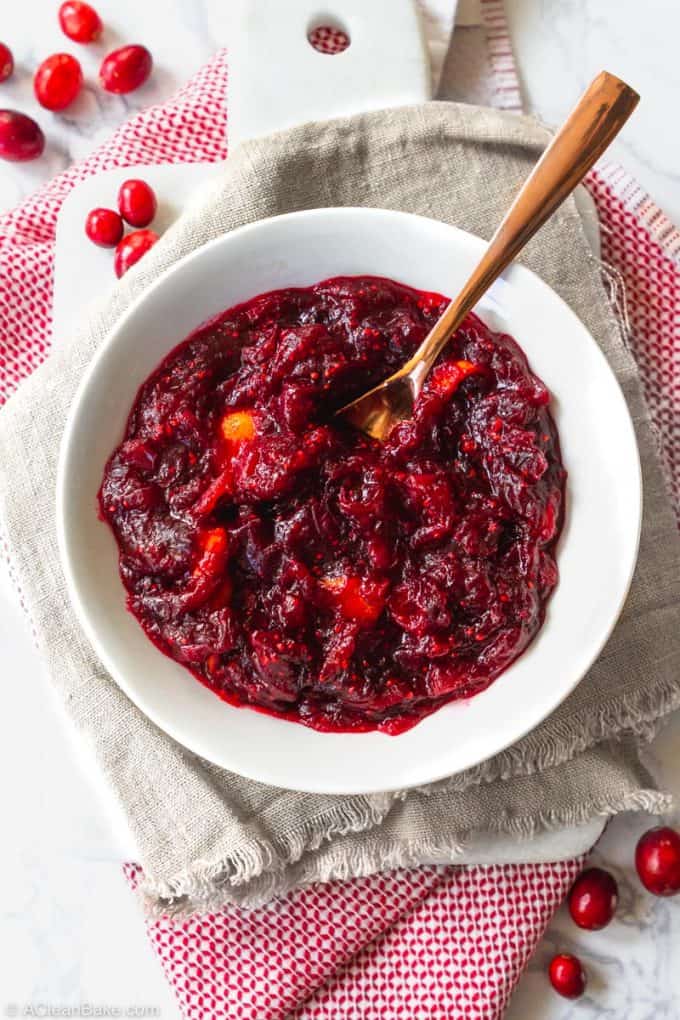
1 97 679 919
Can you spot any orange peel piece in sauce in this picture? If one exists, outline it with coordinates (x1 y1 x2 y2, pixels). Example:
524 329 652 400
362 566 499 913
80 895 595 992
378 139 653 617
319 574 387 625
221 410 257 444
431 359 481 396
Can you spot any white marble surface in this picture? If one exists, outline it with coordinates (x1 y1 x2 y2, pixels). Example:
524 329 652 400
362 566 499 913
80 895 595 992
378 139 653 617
1 1 679 1017
506 0 680 228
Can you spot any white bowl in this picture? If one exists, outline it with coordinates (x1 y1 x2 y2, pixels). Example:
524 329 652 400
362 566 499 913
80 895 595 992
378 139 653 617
56 208 642 794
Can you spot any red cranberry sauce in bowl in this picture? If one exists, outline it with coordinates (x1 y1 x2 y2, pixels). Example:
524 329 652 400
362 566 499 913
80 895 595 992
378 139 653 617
99 275 565 734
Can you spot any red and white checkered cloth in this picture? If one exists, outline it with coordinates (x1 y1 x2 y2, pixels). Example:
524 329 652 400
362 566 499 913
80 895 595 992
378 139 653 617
124 859 583 1019
2 20 679 1020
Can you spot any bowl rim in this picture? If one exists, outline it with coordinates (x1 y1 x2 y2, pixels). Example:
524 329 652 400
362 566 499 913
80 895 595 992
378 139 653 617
56 206 643 794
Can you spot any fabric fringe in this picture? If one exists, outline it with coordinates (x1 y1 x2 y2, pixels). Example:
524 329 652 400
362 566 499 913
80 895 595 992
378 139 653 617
140 792 395 917
138 785 672 918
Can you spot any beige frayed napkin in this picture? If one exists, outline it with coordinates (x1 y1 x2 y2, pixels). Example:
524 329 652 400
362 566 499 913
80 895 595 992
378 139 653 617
1 103 679 916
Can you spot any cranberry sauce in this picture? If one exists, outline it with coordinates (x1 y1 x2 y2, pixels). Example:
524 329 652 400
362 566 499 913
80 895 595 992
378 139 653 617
99 276 565 734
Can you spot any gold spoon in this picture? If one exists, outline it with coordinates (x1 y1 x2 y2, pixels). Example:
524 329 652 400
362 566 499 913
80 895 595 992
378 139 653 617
338 71 639 441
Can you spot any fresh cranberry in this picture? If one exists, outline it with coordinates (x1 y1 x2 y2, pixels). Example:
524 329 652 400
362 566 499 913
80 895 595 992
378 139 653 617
58 1 102 43
635 826 680 896
0 43 14 83
0 110 45 162
548 954 586 999
85 207 124 248
114 229 159 277
568 867 618 930
34 53 83 111
99 45 152 94
118 179 157 228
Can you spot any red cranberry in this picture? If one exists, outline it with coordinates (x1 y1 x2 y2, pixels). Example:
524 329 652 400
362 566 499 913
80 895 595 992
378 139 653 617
58 2 102 43
0 110 45 162
85 207 124 248
114 229 159 278
635 826 680 896
34 53 83 111
548 954 586 999
99 45 152 94
118 178 157 228
0 43 14 83
568 867 618 930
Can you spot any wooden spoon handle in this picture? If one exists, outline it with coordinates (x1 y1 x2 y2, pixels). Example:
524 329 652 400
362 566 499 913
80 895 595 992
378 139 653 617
414 71 640 375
